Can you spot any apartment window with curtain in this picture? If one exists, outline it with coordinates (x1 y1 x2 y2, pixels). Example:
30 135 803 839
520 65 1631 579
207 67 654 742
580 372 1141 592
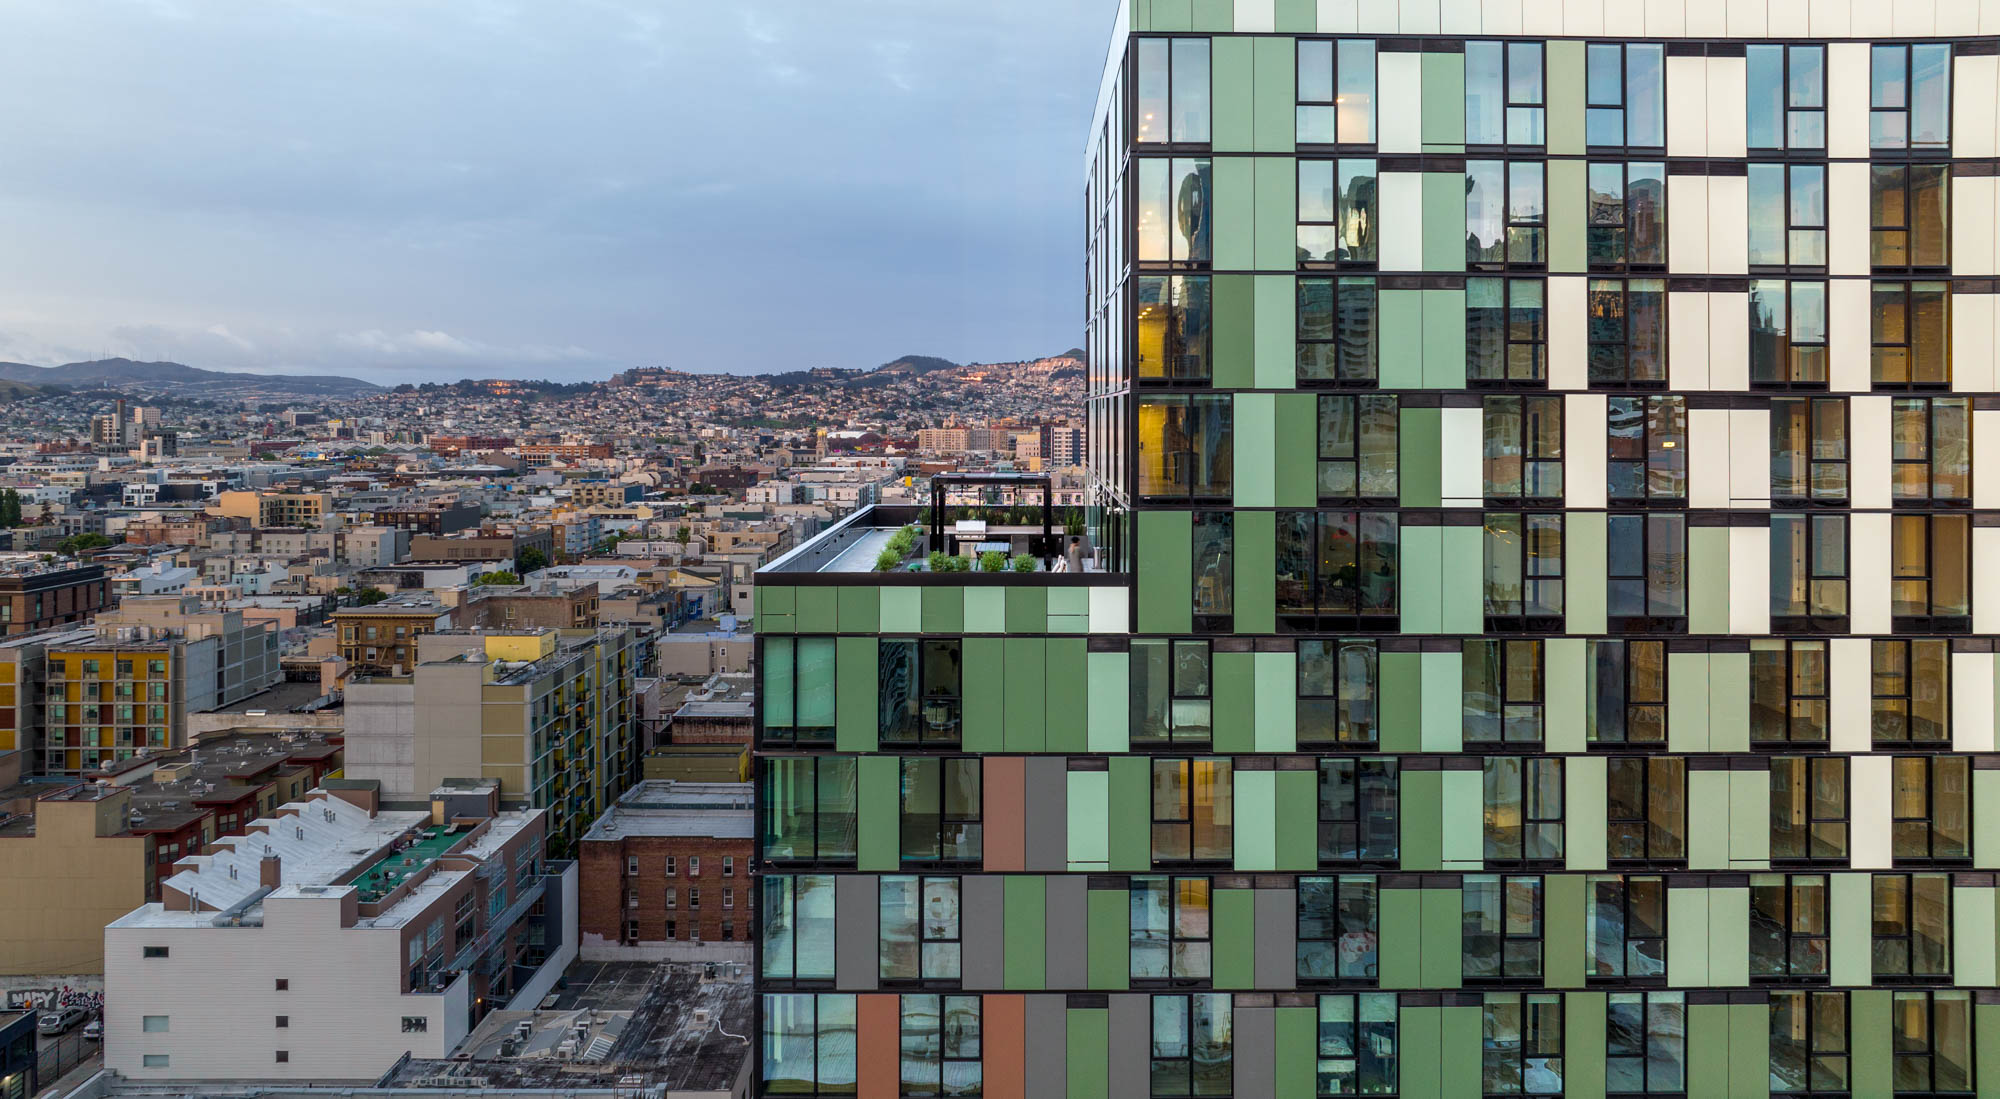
1137 158 1212 266
879 639 963 746
1132 639 1214 748
1747 43 1827 150
1298 159 1378 266
1483 514 1564 628
1769 990 1849 1095
897 994 980 1098
1317 757 1399 866
1131 875 1212 984
1606 757 1686 866
1586 162 1666 269
1464 875 1545 982
1296 39 1376 146
1136 38 1212 145
759 756 858 866
899 757 981 866
1751 641 1830 747
1467 277 1550 385
1749 164 1829 270
1466 41 1546 147
1871 872 1952 981
1891 755 1971 865
1871 281 1950 387
1137 275 1214 382
1297 639 1380 748
1484 396 1563 501
1890 397 1971 505
1771 397 1848 503
762 637 836 746
1588 874 1666 981
1138 394 1233 500
1585 43 1665 149
1587 640 1668 746
1770 756 1849 864
1466 162 1548 269
1297 874 1380 984
1151 993 1233 1098
1873 639 1952 744
1316 993 1399 1096
1891 990 1974 1095
1483 757 1563 864
1751 280 1830 386
1586 279 1668 385
1316 395 1398 502
1152 758 1234 864
1482 993 1564 1096
1770 513 1849 624
1464 640 1547 744
1298 276 1380 385
879 876 962 983
1750 873 1830 981
1871 164 1949 270
1606 395 1686 504
1889 515 1970 627
1870 43 1952 151
1606 991 1685 1095
1274 511 1400 627
1607 514 1686 628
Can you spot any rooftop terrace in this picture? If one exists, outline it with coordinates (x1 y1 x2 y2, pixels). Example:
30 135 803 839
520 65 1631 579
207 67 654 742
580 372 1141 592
761 503 1119 580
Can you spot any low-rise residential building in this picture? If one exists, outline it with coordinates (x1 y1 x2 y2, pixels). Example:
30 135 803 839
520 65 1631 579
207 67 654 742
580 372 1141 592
0 562 109 636
104 782 571 1083
330 596 458 675
577 780 750 962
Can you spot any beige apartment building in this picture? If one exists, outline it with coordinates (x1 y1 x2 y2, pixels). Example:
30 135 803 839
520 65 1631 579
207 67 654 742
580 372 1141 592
212 491 332 528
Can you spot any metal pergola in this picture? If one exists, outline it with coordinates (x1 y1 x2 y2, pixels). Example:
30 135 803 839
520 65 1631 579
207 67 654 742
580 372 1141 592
927 472 1054 561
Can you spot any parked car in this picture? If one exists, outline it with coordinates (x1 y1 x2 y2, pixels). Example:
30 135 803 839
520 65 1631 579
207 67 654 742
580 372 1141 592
82 1019 102 1042
38 1007 86 1035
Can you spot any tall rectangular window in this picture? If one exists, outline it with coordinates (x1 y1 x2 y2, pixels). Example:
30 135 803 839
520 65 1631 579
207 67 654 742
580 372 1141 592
1751 641 1830 746
1587 640 1667 745
760 876 836 982
1873 639 1952 744
763 637 836 746
898 994 980 1097
1274 511 1400 625
1467 278 1549 384
1871 281 1950 386
1872 164 1949 270
1299 159 1378 265
1464 640 1547 744
1317 757 1398 865
1892 990 1974 1094
1891 755 1971 864
1586 162 1666 269
1138 393 1233 500
1132 875 1212 983
1483 757 1563 863
1770 756 1849 864
899 758 981 866
1586 43 1665 148
1871 872 1952 980
1770 513 1849 621
1137 274 1213 381
1890 397 1971 504
879 876 962 982
1606 757 1686 865
760 994 856 1095
1298 640 1380 748
1316 395 1398 501
1137 38 1212 145
1192 510 1233 623
1587 279 1667 384
1151 993 1233 1097
1297 874 1380 983
760 756 858 865
1316 993 1399 1096
1606 992 1685 1094
1482 993 1564 1094
1467 162 1547 268
1464 876 1545 981
1466 41 1545 147
1132 639 1214 748
1297 39 1375 145
1889 515 1970 624
1606 514 1686 624
1870 43 1951 151
1750 873 1829 981
1749 164 1829 268
1770 990 1849 1094
1483 396 1563 501
1152 758 1234 864
1771 397 1848 502
1606 395 1686 503
880 640 963 746
1482 514 1564 625
1751 280 1830 386
1298 277 1380 384
1748 43 1827 150
1588 874 1667 980
1138 157 1211 266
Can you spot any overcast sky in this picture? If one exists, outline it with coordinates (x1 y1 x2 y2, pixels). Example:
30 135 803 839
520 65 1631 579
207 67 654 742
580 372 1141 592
0 0 1111 381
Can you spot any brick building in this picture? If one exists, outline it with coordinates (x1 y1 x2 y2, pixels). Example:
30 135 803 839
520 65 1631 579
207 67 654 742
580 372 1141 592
0 563 108 635
577 780 750 962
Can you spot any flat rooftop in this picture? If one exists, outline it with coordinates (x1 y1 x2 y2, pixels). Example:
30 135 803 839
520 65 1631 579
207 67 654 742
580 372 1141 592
582 781 751 842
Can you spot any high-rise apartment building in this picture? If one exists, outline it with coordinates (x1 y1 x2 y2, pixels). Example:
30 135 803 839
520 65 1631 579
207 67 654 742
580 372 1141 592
755 4 2000 1096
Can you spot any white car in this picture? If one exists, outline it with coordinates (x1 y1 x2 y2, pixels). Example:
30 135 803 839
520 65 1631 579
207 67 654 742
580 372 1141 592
82 1019 102 1042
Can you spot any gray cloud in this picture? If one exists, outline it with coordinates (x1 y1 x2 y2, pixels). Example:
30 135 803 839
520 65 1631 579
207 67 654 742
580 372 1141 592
0 0 1110 381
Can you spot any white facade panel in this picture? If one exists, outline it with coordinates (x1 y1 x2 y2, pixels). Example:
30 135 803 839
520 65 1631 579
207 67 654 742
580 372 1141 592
1892 0 1938 33
1377 56 1423 154
1646 0 1691 34
1549 276 1589 390
1379 172 1424 272
1318 0 1362 31
1808 0 1853 35
1830 638 1873 753
1951 652 1996 752
1669 290 1711 390
1522 0 1566 32
1850 396 1894 511
1707 58 1749 159
1668 57 1710 157
1729 527 1771 634
1951 176 1997 277
1936 0 1979 32
1976 527 2000 636
1605 0 1647 34
1829 279 1874 393
1563 0 1606 35
1442 0 1483 32
1360 0 1401 30
1235 0 1276 31
1439 406 1484 507
1689 408 1732 509
1852 0 1896 33
1952 293 1997 393
1402 0 1442 32
1708 291 1750 391
1481 0 1524 33
1686 0 1731 34
1768 0 1811 33
1090 584 1130 633
1706 175 1748 275
1828 162 1872 277
1827 43 1873 160
1975 409 2000 511
1729 408 1770 505
1565 394 1610 510
1849 510 1893 634
1668 175 1710 273
1728 0 1771 34
1955 55 1999 159
1848 755 1893 869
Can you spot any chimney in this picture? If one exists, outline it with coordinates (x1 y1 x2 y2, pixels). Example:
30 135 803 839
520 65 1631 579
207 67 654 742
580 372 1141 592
260 850 282 889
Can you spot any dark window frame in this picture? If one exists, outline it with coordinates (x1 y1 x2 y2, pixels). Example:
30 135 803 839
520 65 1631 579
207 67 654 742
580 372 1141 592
1588 874 1668 983
1297 873 1381 986
1586 639 1669 748
1483 395 1564 503
1750 872 1831 983
1747 42 1828 152
1605 756 1687 867
1131 874 1214 986
1770 755 1851 866
1297 639 1381 749
1315 394 1399 504
1751 641 1832 747
1464 874 1546 984
1483 757 1564 867
1316 756 1399 867
1770 396 1849 504
1467 275 1551 386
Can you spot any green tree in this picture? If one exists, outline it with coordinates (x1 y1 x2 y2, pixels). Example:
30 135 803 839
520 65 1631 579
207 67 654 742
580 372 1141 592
476 570 520 585
354 587 391 606
516 546 550 575
57 532 113 556
674 526 691 546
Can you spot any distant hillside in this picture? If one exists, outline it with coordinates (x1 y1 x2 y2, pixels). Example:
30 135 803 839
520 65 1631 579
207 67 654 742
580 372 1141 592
0 358 382 398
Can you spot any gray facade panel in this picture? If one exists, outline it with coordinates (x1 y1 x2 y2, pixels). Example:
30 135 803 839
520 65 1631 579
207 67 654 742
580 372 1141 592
1254 888 1297 990
960 875 1006 990
1023 755 1069 871
1108 992 1151 1099
1045 873 1089 989
833 873 877 991
1233 1004 1276 1099
1024 993 1069 1098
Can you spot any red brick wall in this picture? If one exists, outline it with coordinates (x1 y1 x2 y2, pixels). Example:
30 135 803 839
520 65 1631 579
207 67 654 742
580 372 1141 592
578 833 755 946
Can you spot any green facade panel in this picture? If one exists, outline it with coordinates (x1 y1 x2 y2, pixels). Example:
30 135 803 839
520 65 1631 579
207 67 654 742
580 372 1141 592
1136 510 1192 634
1398 408 1442 508
1003 637 1047 752
1003 876 1047 989
962 637 1004 753
1250 37 1295 154
1045 639 1088 753
834 636 877 753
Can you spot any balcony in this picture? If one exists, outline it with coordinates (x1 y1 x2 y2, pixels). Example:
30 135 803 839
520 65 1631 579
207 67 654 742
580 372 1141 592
760 503 1121 582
